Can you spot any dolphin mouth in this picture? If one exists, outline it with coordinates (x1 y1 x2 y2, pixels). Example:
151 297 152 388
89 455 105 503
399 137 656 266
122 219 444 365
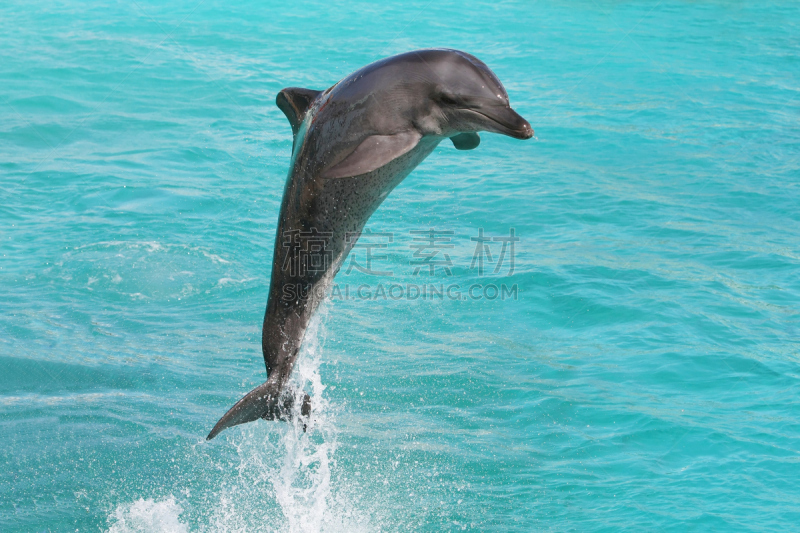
466 107 534 139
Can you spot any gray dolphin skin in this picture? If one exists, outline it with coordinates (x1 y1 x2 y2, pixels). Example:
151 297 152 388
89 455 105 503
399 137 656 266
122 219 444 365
207 49 533 440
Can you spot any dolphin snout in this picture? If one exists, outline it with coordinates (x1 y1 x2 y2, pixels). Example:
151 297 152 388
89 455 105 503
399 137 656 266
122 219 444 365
471 106 534 140
513 119 534 140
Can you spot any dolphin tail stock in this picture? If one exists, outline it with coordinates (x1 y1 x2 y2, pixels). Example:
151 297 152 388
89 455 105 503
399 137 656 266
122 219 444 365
206 380 312 440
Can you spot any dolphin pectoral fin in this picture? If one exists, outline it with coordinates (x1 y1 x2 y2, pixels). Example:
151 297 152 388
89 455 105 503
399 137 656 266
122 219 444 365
322 131 421 179
276 87 322 137
450 132 480 150
206 381 277 440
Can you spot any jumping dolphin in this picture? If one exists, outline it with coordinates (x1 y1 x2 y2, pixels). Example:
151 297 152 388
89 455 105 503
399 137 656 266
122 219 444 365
207 49 533 440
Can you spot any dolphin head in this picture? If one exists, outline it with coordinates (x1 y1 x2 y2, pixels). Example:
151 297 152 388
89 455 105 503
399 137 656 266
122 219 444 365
333 49 533 143
407 49 534 141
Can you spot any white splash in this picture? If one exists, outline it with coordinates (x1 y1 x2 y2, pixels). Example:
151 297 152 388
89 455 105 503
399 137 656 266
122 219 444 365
274 306 336 532
108 496 188 533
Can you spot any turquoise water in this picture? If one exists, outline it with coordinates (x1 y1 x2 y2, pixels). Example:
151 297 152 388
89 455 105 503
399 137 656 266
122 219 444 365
2 0 799 530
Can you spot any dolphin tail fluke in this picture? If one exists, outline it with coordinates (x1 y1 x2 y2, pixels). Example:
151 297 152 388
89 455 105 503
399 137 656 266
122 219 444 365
207 381 277 440
206 381 312 440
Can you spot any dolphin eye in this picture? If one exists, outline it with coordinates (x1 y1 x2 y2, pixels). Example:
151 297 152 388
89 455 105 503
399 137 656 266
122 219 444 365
439 93 459 106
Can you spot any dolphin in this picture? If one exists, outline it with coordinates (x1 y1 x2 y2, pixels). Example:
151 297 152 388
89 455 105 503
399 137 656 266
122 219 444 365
207 49 533 440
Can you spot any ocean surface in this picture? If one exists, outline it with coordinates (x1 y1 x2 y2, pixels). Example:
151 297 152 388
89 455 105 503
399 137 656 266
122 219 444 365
1 1 799 531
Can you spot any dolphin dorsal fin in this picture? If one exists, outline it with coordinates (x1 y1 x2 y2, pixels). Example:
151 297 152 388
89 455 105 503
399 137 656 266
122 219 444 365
276 87 322 138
